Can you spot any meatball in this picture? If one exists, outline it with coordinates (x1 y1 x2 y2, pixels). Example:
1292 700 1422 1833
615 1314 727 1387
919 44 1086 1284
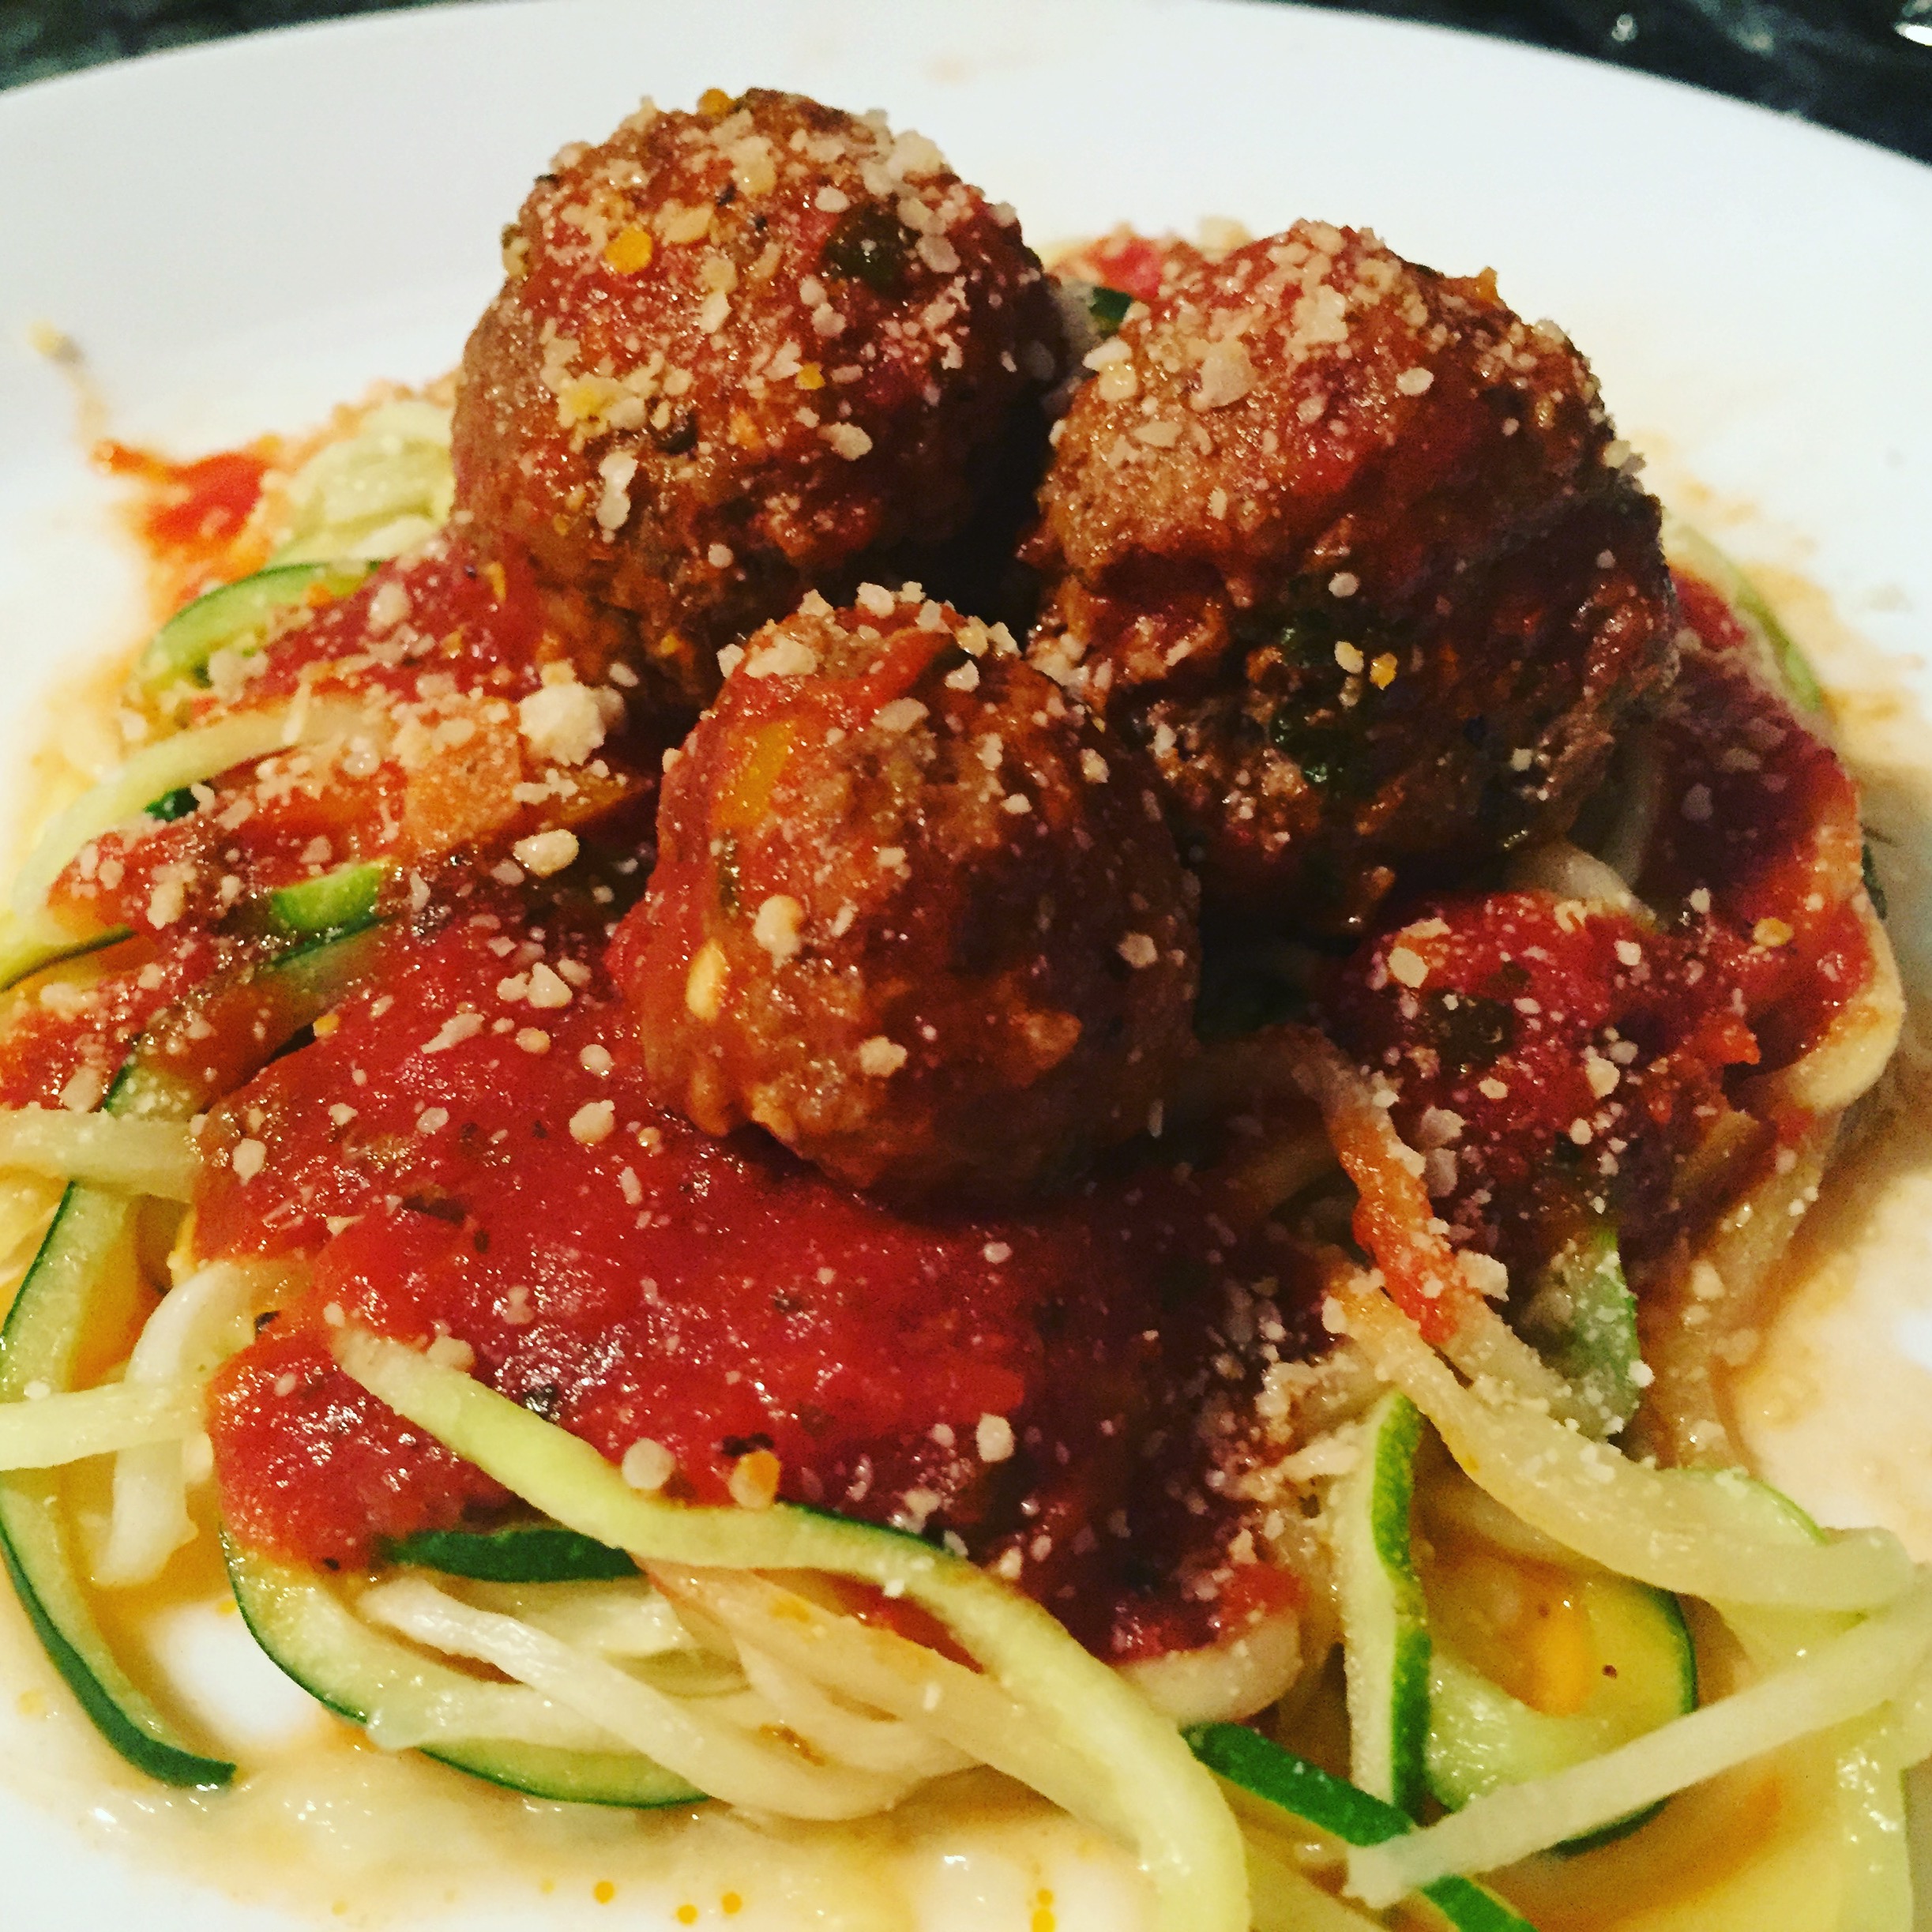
611 584 1199 1201
453 88 1062 712
1027 222 1678 934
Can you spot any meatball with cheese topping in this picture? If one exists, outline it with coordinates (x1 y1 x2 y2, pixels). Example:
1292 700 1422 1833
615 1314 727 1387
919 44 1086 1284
453 88 1062 712
611 585 1199 1201
1028 221 1678 934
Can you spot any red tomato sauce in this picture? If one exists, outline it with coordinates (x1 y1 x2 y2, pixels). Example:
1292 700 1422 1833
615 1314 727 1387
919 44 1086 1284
96 440 272 589
50 535 662 944
1322 641 1877 1279
198 912 1324 1656
1322 893 1754 1279
1640 647 1870 1068
0 932 222 1111
1670 566 1753 655
226 533 547 709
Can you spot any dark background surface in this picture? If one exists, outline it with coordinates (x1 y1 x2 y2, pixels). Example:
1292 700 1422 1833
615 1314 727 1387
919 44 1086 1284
2 0 1930 164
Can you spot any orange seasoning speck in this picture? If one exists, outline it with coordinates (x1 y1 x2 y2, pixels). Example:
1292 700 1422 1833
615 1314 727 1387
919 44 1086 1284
1031 1889 1057 1932
603 226 656 274
721 1894 743 1917
594 1880 617 1905
676 1907 700 1926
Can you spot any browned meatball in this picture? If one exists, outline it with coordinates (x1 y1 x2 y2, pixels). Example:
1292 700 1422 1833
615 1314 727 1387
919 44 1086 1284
1027 222 1678 934
610 585 1198 1201
453 88 1062 712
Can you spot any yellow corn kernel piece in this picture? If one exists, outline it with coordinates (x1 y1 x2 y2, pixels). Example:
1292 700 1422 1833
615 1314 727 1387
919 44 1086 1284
697 87 734 118
795 362 825 391
1370 652 1399 689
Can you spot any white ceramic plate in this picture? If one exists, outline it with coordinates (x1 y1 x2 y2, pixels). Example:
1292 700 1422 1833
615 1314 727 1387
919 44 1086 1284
2 2 1931 1926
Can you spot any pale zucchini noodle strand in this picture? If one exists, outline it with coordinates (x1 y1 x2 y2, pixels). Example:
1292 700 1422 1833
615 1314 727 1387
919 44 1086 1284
1344 1573 1932 1908
1260 1024 1586 1420
1336 1285 1911 1611
94 1258 293 1587
0 1108 200 1201
358 1575 922 1819
332 1325 1250 1932
0 1380 201 1469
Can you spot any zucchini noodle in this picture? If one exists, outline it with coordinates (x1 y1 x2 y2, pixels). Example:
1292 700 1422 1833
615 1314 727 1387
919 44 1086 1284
0 1108 199 1200
272 397 454 566
1592 728 1664 885
1639 900 1902 1468
9 696 385 932
1502 839 1644 915
1749 897 1902 1118
227 1546 677 1764
502 1578 705 1659
1336 1284 1913 1611
734 1641 971 1777
1261 1026 1590 1422
0 1380 199 1468
1637 1118 1839 1467
93 1258 284 1586
333 1325 1251 1932
1344 1577 1932 1907
655 1566 1123 1821
0 1174 62 1289
11 709 299 926
1118 1604 1305 1727
359 1574 923 1819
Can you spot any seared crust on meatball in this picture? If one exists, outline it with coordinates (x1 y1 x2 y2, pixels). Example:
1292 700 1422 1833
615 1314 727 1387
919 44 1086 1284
1028 221 1678 932
453 88 1062 712
611 586 1199 1201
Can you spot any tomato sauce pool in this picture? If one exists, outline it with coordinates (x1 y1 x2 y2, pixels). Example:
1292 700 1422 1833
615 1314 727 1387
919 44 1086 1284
196 912 1321 1656
96 440 273 597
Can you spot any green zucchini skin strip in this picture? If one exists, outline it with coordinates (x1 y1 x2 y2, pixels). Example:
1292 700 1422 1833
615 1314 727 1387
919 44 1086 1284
224 1541 699 1808
1333 1389 1431 1815
0 923 135 997
0 1185 232 1787
0 924 389 1786
145 787 197 823
1426 1581 1696 1851
1186 1723 1536 1932
1519 1226 1644 1439
1661 521 1824 713
383 1524 638 1584
135 562 370 693
267 861 388 938
333 1328 1249 1932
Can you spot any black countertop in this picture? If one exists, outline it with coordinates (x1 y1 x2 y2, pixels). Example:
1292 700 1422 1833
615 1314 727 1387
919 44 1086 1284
4 0 1929 164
